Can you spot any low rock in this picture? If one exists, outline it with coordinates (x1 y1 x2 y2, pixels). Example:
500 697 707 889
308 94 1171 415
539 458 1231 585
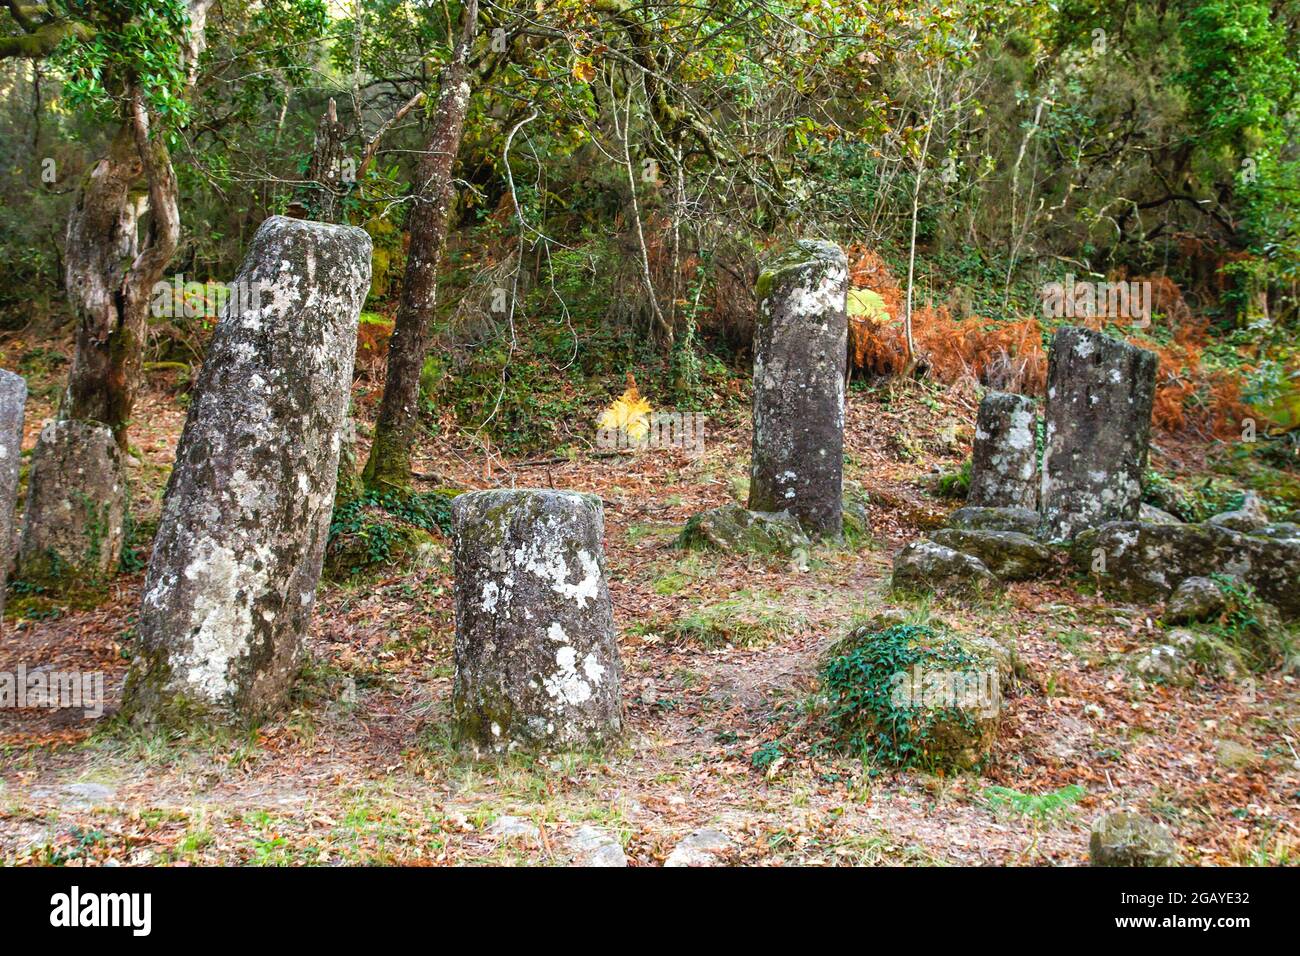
569 826 627 867
824 621 1003 770
323 507 439 581
1071 521 1300 618
928 528 1054 580
1131 634 1198 687
891 540 1000 596
1140 503 1182 524
945 505 1040 537
1207 491 1270 532
1090 813 1180 866
1254 522 1300 543
664 828 733 867
487 815 540 842
1163 576 1227 624
678 502 810 556
1215 740 1262 770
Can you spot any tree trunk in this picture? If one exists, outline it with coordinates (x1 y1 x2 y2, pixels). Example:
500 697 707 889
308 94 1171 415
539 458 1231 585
61 93 181 449
362 0 478 492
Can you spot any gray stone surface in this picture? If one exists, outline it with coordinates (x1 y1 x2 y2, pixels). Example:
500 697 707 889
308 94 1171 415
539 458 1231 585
1163 576 1227 624
1207 491 1270 532
678 502 810 556
0 370 25 619
968 391 1037 509
1072 521 1300 618
1140 502 1182 524
664 827 733 867
451 489 622 753
16 419 126 590
928 528 1054 580
1040 327 1157 541
126 216 371 723
749 240 848 539
1090 812 1180 866
891 540 1000 595
946 505 1040 536
569 825 627 867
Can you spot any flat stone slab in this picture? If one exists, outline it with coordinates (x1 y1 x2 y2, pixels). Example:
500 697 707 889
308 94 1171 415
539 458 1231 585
1072 520 1300 618
678 502 810 556
928 528 1054 580
664 828 733 867
946 506 1040 537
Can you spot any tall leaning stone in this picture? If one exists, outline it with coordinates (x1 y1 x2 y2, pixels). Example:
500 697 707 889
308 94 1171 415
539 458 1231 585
451 489 622 753
967 391 1037 509
748 240 848 538
0 370 26 619
1040 326 1157 541
125 217 371 723
16 419 126 593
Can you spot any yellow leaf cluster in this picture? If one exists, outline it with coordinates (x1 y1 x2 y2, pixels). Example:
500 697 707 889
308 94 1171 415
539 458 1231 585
598 384 653 440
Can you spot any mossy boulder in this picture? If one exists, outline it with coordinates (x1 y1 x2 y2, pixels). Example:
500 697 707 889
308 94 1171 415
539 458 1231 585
946 505 1040 537
1090 813 1180 867
1207 491 1271 532
891 540 1000 596
1163 576 1227 624
928 528 1054 581
323 507 439 581
678 503 810 556
1072 521 1300 619
822 622 1002 772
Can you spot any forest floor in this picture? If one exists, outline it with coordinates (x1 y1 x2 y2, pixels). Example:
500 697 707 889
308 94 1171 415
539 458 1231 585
0 353 1296 867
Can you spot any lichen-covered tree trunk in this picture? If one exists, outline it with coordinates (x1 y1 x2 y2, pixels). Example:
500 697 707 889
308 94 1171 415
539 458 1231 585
0 370 27 621
62 92 181 448
363 0 478 492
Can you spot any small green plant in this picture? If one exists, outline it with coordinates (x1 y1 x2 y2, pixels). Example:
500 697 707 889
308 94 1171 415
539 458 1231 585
985 783 1086 860
750 741 784 771
936 459 972 499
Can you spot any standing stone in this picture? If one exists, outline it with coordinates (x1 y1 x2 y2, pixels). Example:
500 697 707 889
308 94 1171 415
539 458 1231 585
1040 327 1157 541
748 240 848 538
451 489 622 753
16 419 126 592
967 391 1037 509
0 371 26 619
124 216 371 723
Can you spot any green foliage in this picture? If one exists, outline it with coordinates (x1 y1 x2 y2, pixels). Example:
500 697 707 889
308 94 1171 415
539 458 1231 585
52 1 196 125
821 623 987 772
937 459 972 499
985 784 1085 821
326 489 453 577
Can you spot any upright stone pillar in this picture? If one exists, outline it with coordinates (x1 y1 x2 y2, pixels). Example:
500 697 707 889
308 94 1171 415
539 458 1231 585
125 217 371 723
451 489 622 753
0 370 26 620
16 419 126 593
967 391 1037 509
1040 326 1157 541
748 240 848 538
